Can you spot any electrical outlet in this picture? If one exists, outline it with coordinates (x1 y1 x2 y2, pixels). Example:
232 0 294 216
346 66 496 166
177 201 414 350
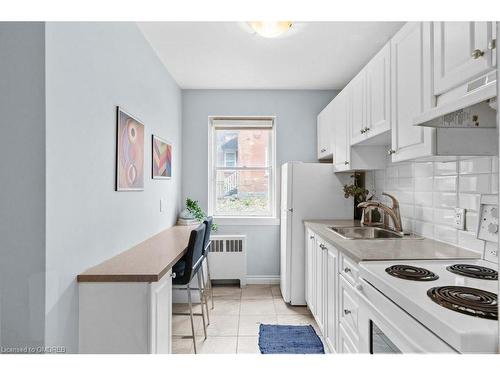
454 208 465 230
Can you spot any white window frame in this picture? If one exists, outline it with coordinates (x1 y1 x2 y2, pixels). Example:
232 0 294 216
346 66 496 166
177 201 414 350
208 116 277 225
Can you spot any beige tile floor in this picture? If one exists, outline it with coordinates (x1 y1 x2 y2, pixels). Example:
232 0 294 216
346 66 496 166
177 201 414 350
172 284 320 354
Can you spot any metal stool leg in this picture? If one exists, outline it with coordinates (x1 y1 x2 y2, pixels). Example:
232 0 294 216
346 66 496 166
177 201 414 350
205 257 214 310
199 265 210 325
196 272 207 340
187 283 197 354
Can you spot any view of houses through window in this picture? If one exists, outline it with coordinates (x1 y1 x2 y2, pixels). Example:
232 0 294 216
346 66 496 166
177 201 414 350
210 119 274 217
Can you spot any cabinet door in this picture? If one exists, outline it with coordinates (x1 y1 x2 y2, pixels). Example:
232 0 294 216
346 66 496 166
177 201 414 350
333 89 351 171
390 22 435 162
350 73 366 145
317 103 333 160
325 246 338 353
149 271 173 354
305 229 316 313
434 22 493 95
314 238 326 334
366 42 391 137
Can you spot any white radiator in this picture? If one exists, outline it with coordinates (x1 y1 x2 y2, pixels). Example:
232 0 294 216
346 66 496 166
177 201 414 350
208 234 247 287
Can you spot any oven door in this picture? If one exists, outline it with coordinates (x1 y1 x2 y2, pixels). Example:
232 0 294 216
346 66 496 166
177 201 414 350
355 278 457 354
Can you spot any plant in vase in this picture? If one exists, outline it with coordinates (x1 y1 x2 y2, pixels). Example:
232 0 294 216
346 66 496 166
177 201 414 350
185 198 217 232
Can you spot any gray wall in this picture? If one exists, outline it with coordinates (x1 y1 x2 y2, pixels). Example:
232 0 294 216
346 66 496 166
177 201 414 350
45 23 182 352
0 22 46 351
182 90 337 278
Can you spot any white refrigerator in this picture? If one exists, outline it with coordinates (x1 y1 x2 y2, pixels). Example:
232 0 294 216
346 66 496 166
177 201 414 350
280 162 353 305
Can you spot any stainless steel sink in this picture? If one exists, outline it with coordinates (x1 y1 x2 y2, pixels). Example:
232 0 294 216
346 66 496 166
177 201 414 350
328 226 423 240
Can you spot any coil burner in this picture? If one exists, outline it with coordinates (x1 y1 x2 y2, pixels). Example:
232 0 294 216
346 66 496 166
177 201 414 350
385 265 439 281
446 264 498 280
427 286 498 320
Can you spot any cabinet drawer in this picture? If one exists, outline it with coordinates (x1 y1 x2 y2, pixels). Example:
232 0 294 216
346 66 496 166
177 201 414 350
340 254 359 285
339 275 359 339
339 323 358 353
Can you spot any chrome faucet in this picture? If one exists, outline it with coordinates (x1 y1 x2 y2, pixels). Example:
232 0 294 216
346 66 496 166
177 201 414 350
357 193 403 233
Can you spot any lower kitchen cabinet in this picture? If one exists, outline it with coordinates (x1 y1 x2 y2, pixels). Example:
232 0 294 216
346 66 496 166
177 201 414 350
79 270 173 353
325 243 338 353
305 227 361 353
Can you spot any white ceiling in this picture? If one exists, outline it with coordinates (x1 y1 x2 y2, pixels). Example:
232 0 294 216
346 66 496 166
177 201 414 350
137 22 404 90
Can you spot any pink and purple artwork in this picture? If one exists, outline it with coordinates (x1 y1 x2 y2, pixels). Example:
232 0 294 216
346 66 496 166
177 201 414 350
152 135 172 179
116 108 145 191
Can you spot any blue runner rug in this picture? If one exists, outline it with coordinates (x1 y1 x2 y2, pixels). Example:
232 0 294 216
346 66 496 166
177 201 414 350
258 324 325 354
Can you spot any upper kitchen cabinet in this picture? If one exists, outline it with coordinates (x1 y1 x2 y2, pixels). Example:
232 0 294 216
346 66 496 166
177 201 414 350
350 42 391 146
317 101 334 160
365 42 391 139
433 22 496 95
390 22 435 162
349 72 367 145
333 85 386 173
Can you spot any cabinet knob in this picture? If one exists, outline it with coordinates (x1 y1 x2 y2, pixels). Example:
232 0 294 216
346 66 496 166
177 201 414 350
309 235 315 239
471 49 485 59
360 129 365 134
344 267 351 273
488 39 496 50
319 244 327 250
355 283 363 291
320 148 326 153
387 149 396 155
364 127 370 132
344 161 349 165
171 272 176 278
344 309 351 315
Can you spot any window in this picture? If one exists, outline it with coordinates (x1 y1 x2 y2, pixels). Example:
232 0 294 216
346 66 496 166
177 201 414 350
209 117 276 218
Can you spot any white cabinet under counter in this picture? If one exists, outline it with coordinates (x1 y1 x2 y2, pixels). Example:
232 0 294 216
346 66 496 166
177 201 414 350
77 225 195 354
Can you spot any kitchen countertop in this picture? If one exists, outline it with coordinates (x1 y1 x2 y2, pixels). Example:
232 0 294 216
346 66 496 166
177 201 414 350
304 220 481 263
77 224 198 282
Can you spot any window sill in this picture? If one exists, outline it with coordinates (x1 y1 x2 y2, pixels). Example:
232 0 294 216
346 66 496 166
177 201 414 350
213 217 280 226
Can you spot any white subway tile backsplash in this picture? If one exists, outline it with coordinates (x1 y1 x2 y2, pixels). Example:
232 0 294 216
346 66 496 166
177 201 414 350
414 206 433 222
458 193 480 211
414 191 433 206
459 157 491 175
413 220 434 238
433 208 455 225
414 162 433 177
434 225 458 245
433 176 457 192
491 174 498 194
373 156 498 251
458 174 490 193
434 161 457 176
433 192 457 209
414 177 434 192
458 231 485 253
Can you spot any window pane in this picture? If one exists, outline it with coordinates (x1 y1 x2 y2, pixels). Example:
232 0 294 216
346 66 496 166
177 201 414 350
215 169 271 216
215 129 271 168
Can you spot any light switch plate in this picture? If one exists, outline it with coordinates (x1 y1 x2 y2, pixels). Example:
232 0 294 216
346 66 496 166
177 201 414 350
454 208 465 230
160 198 166 212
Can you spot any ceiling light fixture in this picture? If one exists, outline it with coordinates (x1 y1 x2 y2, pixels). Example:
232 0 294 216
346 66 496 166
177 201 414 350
248 21 293 38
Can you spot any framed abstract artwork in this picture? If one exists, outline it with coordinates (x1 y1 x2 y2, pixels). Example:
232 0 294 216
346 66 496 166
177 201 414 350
116 107 145 191
152 135 172 179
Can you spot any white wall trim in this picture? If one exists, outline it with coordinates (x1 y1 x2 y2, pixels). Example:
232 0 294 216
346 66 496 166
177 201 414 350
245 275 280 285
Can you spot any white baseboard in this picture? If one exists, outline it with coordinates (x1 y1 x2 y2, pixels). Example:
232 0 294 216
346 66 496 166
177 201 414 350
245 275 280 285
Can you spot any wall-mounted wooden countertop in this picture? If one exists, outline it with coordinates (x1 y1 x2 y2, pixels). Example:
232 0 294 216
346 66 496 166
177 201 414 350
77 225 198 283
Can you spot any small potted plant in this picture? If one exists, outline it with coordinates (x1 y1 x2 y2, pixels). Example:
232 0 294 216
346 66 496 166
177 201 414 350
182 198 217 231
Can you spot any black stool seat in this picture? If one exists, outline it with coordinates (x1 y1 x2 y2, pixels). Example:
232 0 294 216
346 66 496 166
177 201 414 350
172 224 205 286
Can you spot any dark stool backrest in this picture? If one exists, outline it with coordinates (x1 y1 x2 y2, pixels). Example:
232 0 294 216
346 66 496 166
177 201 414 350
181 224 206 283
202 216 213 255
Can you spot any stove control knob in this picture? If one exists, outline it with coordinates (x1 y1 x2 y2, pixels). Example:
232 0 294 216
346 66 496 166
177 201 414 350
488 223 498 234
490 207 498 219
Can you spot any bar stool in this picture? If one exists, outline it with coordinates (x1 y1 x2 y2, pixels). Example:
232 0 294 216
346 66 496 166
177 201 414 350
171 224 208 354
201 217 214 311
